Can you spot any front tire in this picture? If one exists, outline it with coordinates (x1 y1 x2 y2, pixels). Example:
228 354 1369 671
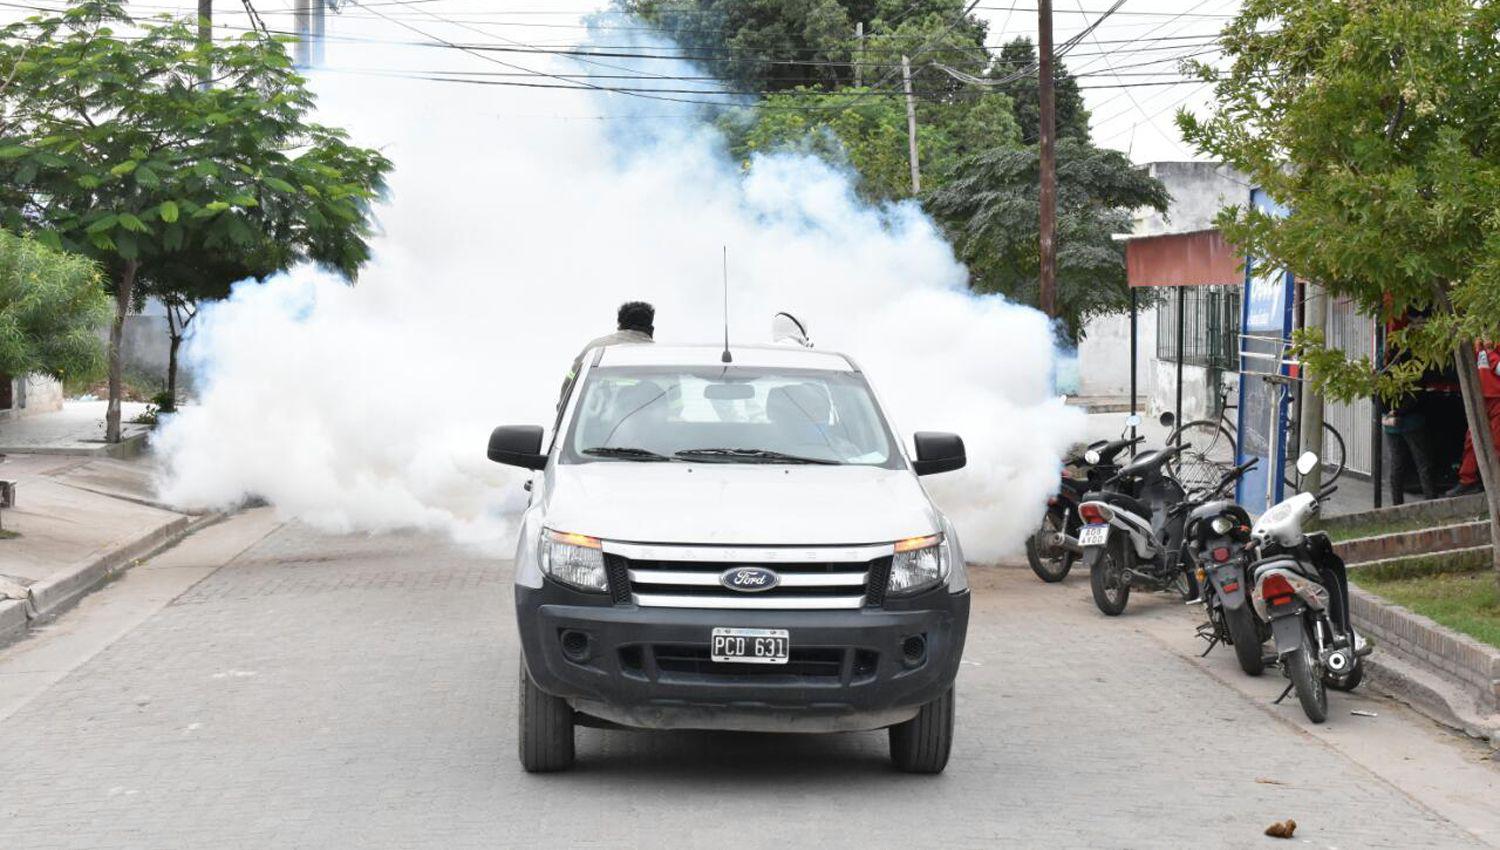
518 654 575 773
1225 605 1265 677
1089 537 1132 616
1026 509 1076 583
889 686 954 774
1285 621 1328 723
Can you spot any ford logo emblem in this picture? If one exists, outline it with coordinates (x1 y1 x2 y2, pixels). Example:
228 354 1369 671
720 567 780 593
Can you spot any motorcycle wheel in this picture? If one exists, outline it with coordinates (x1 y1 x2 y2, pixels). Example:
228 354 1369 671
1089 537 1132 616
1171 568 1201 602
1025 510 1075 583
1224 605 1265 677
1326 658 1364 692
1286 620 1329 723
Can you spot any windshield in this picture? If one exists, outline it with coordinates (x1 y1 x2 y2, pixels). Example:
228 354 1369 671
562 366 901 467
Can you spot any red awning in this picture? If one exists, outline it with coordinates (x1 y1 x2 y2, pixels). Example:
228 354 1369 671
1125 229 1243 288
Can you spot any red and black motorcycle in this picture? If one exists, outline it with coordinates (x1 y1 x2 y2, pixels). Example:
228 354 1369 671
1026 428 1144 583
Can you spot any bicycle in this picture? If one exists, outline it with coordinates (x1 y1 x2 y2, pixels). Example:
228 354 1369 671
1167 381 1346 493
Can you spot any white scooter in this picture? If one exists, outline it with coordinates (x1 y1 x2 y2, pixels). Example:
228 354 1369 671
1248 452 1372 723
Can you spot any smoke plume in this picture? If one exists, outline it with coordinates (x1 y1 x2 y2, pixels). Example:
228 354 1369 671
154 10 1085 560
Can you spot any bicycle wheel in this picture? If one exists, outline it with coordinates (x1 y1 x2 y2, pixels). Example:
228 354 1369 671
1284 422 1347 488
1168 420 1237 493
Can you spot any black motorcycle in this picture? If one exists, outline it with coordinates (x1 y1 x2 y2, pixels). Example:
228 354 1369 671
1076 443 1200 615
1026 432 1144 583
1184 459 1267 676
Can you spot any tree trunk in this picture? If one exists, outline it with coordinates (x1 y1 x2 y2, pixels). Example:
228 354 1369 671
1433 284 1500 587
1450 341 1500 588
166 333 181 413
104 261 139 444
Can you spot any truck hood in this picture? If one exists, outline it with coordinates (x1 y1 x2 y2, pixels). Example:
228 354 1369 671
543 462 940 546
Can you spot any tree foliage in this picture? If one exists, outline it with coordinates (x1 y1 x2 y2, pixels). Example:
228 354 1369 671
990 37 1090 144
623 0 989 93
1178 0 1500 403
926 139 1168 342
0 0 391 438
0 230 109 382
1179 0 1500 581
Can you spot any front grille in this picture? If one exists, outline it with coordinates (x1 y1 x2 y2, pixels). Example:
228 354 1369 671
621 556 875 610
620 644 880 684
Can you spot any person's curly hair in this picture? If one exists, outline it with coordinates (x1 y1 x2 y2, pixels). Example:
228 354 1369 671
617 301 655 335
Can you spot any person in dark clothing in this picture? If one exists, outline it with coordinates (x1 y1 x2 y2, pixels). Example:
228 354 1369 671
1383 388 1438 505
558 302 655 410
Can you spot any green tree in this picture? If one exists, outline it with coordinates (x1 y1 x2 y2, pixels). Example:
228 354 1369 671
623 0 989 93
0 231 110 384
0 1 390 441
990 37 1090 144
925 139 1168 342
719 84 1020 203
1178 0 1500 581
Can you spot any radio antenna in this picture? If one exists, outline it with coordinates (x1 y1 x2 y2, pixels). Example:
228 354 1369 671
720 246 733 363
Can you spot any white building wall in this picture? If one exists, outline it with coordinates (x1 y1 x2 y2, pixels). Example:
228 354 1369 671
1077 306 1157 401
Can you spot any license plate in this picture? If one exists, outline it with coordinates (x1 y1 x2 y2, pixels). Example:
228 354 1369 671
1079 524 1110 547
711 627 789 664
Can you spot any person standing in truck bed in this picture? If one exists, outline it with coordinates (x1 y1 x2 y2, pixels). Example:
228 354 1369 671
558 301 655 411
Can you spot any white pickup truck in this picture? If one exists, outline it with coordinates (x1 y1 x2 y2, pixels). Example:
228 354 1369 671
488 342 971 773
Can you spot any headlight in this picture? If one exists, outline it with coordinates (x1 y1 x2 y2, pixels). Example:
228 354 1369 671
1083 449 1101 465
888 534 949 595
540 529 608 592
1210 516 1235 535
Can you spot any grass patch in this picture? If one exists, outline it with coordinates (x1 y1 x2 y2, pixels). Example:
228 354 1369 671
1352 570 1500 651
1324 514 1486 543
0 529 17 540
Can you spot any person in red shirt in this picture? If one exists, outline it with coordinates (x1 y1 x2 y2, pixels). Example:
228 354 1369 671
1446 342 1500 496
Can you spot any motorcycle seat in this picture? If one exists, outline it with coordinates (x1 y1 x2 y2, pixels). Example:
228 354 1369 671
1083 490 1152 520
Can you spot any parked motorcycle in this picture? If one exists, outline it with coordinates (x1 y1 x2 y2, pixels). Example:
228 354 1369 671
1184 459 1267 676
1077 441 1202 616
1026 426 1145 583
1248 452 1372 723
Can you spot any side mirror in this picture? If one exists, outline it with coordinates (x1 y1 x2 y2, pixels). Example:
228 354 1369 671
912 432 966 476
1296 451 1319 476
487 425 547 471
1158 411 1176 429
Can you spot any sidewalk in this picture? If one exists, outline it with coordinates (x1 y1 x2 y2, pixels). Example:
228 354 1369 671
0 400 151 457
0 450 213 645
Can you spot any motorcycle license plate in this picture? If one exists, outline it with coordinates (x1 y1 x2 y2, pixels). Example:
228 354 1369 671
711 628 789 664
1079 524 1110 547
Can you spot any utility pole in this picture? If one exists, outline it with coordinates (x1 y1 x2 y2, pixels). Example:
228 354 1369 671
293 0 324 68
1037 0 1058 319
854 22 864 88
197 0 212 45
901 55 921 193
196 0 211 85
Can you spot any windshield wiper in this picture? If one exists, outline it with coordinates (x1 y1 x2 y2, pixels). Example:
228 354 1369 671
582 446 675 462
675 448 839 465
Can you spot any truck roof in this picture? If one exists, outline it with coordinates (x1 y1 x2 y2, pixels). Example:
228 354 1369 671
596 343 857 372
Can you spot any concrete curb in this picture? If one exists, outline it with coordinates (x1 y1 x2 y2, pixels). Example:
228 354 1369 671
0 430 150 459
0 510 223 648
1350 584 1500 744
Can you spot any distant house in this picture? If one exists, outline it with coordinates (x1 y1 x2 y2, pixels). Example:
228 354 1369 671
0 373 64 421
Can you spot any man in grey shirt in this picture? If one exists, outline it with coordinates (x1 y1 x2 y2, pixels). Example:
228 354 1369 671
559 301 655 410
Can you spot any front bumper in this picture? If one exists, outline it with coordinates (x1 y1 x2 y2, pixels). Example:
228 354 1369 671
516 580 970 733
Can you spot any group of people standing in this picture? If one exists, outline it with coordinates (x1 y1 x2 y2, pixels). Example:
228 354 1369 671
1382 341 1500 504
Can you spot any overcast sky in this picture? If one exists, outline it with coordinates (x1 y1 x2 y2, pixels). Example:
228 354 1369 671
975 0 1237 163
2 0 1236 164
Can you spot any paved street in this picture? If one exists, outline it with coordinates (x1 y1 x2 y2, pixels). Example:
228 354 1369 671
2 516 1497 849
